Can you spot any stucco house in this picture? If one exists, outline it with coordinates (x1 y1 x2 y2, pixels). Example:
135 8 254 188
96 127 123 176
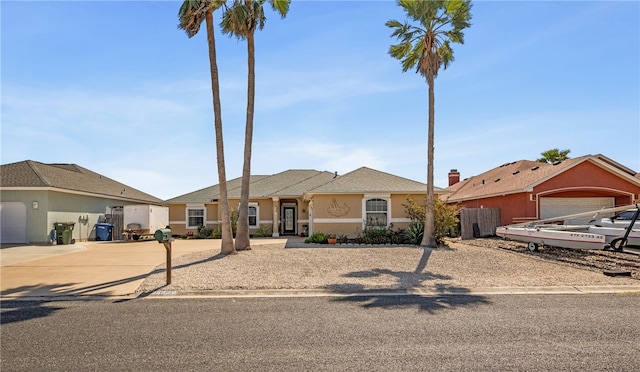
0 160 165 244
443 154 640 226
167 167 446 238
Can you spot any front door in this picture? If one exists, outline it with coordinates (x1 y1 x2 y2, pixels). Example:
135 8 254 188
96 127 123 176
282 206 296 235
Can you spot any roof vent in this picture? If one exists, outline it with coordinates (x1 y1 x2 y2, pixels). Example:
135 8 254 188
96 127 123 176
512 170 520 175
552 161 561 165
531 166 539 171
495 178 501 182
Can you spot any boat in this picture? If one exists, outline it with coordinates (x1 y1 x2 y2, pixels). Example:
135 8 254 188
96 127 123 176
496 204 640 252
496 225 605 251
587 226 640 247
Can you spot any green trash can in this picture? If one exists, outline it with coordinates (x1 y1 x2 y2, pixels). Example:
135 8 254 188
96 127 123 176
53 222 76 245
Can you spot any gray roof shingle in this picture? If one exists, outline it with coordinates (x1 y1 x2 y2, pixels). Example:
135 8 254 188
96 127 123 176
1 160 164 204
307 167 441 194
167 167 443 203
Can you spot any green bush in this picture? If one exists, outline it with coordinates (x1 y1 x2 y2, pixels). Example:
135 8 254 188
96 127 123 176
195 225 214 239
254 224 273 237
403 196 459 244
305 232 328 244
405 222 424 245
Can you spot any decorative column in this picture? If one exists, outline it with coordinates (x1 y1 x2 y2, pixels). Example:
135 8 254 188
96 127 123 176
308 199 314 236
272 197 280 237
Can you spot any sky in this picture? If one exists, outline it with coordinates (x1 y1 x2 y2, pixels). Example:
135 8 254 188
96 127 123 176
2 0 639 201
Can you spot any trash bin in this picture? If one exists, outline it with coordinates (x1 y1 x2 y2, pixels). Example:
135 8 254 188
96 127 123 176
95 223 113 241
53 222 75 245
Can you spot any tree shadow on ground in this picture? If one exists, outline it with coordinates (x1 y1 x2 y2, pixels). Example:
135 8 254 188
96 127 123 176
327 247 491 313
0 253 228 323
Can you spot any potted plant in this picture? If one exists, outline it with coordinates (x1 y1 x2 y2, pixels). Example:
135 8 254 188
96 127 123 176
327 233 337 244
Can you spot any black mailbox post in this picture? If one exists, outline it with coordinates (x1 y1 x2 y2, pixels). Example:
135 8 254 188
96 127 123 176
154 228 173 285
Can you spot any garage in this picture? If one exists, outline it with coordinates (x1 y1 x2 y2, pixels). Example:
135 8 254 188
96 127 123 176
0 202 27 244
540 197 614 224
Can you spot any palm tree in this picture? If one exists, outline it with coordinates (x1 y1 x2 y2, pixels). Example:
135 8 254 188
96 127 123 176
537 148 571 164
221 0 290 251
178 0 236 255
387 0 472 248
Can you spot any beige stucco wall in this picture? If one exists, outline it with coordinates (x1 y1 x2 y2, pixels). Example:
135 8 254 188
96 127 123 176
312 195 362 219
310 193 430 237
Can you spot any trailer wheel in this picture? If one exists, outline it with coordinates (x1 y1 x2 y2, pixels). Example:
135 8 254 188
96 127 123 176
528 242 539 252
610 238 627 252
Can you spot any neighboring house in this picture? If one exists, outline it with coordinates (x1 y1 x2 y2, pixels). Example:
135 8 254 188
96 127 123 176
444 154 640 226
0 160 165 244
167 167 446 238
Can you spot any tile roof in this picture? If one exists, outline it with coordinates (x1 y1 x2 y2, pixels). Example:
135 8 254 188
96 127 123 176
444 154 639 202
1 160 164 204
307 167 444 194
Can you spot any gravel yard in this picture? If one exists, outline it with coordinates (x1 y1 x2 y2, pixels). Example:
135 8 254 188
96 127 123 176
136 237 640 294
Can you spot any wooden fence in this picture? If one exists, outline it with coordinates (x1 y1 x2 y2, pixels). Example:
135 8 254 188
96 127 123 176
459 208 501 240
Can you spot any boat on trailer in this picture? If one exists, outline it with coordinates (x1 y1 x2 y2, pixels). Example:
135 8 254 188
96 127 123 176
496 204 640 252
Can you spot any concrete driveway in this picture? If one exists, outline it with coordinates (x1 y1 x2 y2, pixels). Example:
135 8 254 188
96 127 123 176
1 239 240 299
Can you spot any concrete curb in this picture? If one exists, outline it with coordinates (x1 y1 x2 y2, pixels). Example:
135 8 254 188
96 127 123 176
4 286 640 302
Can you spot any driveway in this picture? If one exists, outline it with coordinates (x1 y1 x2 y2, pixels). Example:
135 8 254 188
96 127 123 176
0 239 236 298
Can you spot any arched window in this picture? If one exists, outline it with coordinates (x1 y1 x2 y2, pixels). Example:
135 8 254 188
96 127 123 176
365 198 388 228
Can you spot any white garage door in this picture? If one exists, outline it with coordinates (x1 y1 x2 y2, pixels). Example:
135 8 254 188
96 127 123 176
0 202 28 244
540 197 614 224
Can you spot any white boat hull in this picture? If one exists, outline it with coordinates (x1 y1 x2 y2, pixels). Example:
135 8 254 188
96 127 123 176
496 226 606 250
587 226 640 246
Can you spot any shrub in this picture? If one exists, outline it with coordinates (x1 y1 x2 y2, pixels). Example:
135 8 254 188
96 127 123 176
305 232 328 244
405 222 424 245
195 225 214 239
337 234 349 244
403 197 459 244
254 224 273 237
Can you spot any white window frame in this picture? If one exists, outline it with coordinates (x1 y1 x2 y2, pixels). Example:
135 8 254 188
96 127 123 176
248 202 259 228
186 206 205 228
362 194 390 229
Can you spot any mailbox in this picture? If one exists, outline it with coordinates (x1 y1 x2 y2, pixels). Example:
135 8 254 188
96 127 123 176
154 228 172 242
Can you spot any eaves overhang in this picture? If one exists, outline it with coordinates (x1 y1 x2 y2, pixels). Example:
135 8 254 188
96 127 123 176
0 186 167 206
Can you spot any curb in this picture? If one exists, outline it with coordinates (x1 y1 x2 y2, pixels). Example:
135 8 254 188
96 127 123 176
3 286 640 302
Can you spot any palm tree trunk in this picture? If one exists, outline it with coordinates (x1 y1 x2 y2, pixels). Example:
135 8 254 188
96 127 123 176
421 74 437 248
235 31 256 251
205 8 235 255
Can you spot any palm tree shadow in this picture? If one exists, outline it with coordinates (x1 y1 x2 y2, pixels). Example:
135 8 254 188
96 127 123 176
0 252 229 323
327 247 491 313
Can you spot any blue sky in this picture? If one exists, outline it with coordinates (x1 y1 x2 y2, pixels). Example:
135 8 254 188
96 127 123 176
2 0 639 200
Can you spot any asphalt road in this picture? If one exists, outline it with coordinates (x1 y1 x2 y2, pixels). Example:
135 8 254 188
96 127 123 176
2 294 639 371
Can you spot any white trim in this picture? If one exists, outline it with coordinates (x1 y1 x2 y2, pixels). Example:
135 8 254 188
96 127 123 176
205 220 220 225
186 206 206 228
314 218 361 224
248 203 259 228
258 219 273 224
169 220 186 225
0 186 165 205
363 196 391 228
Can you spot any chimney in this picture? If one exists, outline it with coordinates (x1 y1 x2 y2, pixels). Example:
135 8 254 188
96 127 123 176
448 169 460 186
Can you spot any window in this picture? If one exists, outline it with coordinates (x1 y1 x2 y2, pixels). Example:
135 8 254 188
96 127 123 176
248 205 258 228
188 208 204 227
365 198 388 227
